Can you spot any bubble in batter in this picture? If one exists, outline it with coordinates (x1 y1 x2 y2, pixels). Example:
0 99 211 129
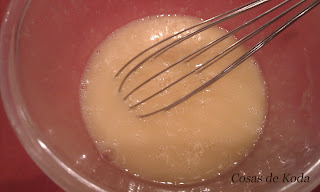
80 15 267 184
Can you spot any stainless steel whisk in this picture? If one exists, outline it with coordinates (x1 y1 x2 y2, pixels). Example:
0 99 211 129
115 0 319 118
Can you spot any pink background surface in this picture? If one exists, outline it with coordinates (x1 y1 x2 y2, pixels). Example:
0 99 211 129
0 1 319 192
0 1 64 191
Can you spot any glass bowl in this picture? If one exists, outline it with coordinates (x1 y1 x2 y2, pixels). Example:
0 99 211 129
1 0 319 191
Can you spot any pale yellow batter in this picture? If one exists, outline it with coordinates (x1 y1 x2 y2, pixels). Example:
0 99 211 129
80 15 267 184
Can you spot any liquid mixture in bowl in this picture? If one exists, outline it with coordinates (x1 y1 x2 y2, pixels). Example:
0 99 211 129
80 15 267 184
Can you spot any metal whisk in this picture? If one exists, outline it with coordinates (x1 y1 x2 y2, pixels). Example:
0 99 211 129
115 0 319 118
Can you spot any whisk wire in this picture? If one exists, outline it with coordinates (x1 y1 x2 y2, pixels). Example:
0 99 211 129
138 0 319 118
123 0 292 101
199 0 307 72
115 0 267 78
152 0 271 58
117 0 270 92
115 0 319 118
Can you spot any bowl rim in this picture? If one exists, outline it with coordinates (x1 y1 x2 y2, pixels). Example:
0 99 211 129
0 1 109 191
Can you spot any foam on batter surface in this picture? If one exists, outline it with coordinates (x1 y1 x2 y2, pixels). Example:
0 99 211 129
80 15 267 184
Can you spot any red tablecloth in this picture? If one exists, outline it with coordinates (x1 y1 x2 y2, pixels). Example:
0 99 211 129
0 1 63 191
0 1 319 192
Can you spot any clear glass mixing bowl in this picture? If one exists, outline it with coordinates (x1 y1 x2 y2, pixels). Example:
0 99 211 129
0 0 319 191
